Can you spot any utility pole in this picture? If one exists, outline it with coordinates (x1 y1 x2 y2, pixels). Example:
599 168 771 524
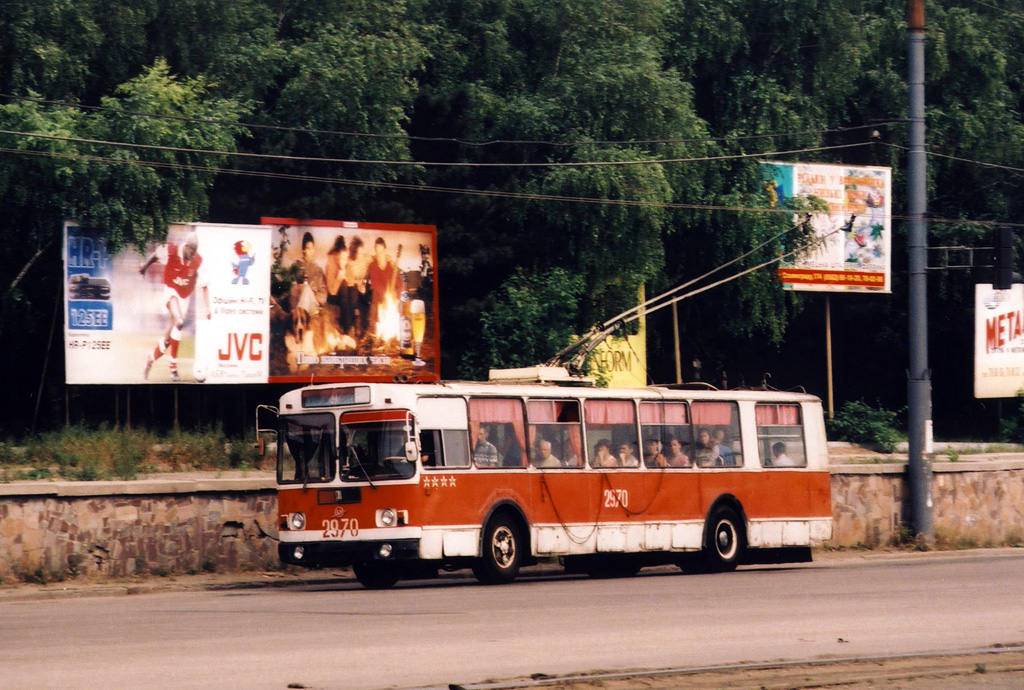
906 0 933 542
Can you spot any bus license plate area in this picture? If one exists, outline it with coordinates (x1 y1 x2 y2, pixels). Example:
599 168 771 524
318 488 362 505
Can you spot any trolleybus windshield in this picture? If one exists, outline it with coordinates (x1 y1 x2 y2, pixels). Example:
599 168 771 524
278 413 336 485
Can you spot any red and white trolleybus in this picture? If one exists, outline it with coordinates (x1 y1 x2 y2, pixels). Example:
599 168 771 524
264 375 832 588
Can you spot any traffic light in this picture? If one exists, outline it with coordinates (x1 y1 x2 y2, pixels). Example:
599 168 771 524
993 227 1018 290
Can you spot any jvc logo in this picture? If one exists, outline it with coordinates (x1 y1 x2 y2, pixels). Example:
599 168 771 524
218 333 263 361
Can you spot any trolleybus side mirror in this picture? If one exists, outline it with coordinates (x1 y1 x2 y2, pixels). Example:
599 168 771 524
254 404 279 458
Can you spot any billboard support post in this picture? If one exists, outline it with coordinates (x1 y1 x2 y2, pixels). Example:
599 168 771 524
906 0 933 543
825 295 834 420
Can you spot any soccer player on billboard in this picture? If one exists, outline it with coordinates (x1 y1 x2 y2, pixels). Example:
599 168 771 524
138 232 211 382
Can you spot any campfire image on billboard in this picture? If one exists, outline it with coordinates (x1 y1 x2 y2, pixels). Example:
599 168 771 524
263 218 438 383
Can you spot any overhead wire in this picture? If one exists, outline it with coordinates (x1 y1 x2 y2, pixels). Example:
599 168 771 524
878 140 1024 176
0 145 830 214
0 127 874 168
0 93 903 148
6 143 1024 228
550 217 854 374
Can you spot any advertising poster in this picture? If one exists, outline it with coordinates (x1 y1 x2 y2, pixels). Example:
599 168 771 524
262 218 439 384
64 223 115 382
190 224 272 384
762 162 892 293
64 223 271 384
975 283 1024 398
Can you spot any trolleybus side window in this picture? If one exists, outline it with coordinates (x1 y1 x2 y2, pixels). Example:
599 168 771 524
640 402 692 468
756 403 806 468
584 400 639 468
417 398 470 469
527 400 583 469
692 402 742 467
278 412 336 484
469 397 527 469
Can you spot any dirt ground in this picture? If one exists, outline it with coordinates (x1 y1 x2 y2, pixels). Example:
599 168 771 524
515 650 1024 690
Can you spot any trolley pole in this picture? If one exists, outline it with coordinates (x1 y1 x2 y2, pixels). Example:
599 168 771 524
906 0 933 542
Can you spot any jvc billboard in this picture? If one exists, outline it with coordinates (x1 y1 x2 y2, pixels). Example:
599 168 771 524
63 219 439 385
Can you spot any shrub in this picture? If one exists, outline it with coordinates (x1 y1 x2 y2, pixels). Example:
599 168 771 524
828 400 902 453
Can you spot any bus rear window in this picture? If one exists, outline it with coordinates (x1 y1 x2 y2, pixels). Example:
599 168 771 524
279 413 336 484
756 404 806 467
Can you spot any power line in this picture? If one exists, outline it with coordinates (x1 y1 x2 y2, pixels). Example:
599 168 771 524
0 144 826 214
879 140 1024 176
966 0 1024 20
0 93 902 149
0 127 873 168
7 143 1024 228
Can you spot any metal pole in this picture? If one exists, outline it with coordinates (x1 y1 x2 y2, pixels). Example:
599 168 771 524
825 295 834 420
907 0 933 542
672 302 682 384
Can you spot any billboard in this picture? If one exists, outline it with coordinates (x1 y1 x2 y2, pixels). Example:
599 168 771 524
65 222 271 384
63 219 439 385
262 218 438 383
763 162 892 293
974 283 1024 398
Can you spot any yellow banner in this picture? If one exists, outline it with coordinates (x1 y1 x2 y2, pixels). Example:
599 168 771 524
591 306 647 388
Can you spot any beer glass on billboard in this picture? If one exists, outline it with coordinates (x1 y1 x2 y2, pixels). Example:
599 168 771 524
411 299 426 366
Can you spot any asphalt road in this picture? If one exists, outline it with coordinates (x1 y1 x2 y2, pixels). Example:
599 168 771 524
1 550 1023 690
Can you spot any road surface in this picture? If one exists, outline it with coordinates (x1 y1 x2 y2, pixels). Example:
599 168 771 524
1 549 1022 690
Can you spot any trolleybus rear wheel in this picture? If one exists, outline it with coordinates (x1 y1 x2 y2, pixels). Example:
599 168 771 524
352 561 401 590
472 514 522 585
703 506 745 572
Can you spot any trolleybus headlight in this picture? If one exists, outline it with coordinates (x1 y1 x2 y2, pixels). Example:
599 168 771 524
379 509 397 527
288 512 306 530
379 544 393 559
293 546 305 560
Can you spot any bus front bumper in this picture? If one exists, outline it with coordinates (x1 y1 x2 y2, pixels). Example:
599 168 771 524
278 539 420 568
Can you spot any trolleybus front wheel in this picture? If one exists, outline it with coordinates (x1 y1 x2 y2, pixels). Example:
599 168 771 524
472 514 522 585
352 561 401 590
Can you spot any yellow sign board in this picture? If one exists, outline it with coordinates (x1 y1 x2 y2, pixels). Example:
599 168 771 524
591 311 647 388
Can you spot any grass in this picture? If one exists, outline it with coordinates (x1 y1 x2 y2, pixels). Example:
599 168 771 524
0 425 265 482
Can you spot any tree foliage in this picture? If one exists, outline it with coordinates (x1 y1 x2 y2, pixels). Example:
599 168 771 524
1 0 1023 435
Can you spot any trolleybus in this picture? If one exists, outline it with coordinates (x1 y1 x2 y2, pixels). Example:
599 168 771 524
263 375 832 588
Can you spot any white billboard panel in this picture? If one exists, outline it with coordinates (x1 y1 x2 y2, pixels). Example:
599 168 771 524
974 283 1024 398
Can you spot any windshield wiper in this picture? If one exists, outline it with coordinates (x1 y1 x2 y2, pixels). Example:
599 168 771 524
342 428 376 490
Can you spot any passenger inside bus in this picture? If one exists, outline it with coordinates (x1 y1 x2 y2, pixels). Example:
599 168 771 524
695 428 716 466
533 439 561 468
587 439 611 468
618 443 639 468
713 428 735 466
472 425 500 467
643 438 667 468
665 436 691 467
771 441 797 467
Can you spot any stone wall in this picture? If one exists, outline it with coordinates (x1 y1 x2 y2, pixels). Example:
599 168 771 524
2 462 1022 580
829 461 1024 548
0 478 277 580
